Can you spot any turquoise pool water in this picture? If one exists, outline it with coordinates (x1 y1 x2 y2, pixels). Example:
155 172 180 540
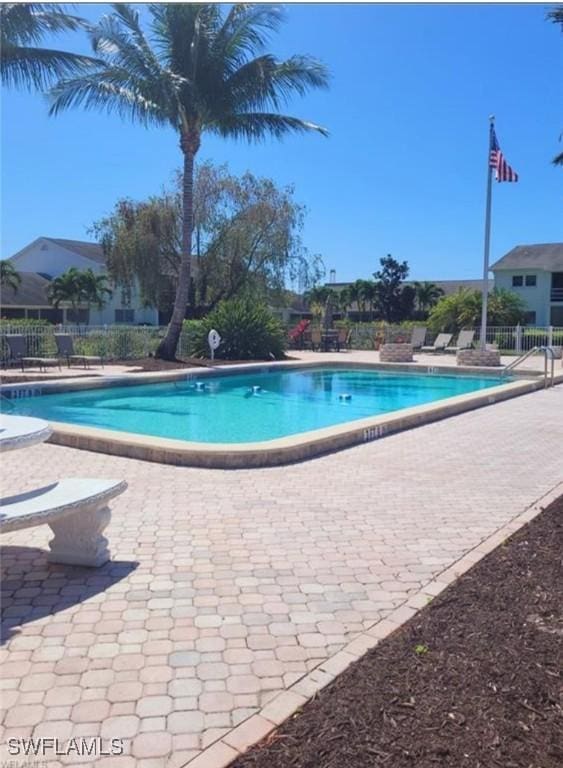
3 368 507 444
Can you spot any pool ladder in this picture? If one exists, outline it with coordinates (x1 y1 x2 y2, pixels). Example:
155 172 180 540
502 346 559 388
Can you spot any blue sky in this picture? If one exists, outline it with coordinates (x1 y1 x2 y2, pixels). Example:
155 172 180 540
2 3 562 283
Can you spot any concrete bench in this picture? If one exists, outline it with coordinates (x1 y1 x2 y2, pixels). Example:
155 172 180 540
0 478 127 566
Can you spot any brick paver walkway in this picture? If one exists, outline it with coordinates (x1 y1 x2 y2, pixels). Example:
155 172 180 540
1 383 561 768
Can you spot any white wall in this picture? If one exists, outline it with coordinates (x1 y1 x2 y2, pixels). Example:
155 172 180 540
10 238 99 277
493 269 551 325
10 238 159 325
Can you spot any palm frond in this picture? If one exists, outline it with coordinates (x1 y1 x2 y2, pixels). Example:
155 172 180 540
547 6 563 29
210 112 328 141
49 70 169 126
2 43 99 90
1 4 86 45
224 54 329 112
553 150 563 166
213 4 284 71
0 3 98 90
93 5 163 83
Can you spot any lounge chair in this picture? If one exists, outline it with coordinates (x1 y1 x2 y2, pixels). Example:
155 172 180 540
410 326 427 349
55 334 104 368
445 329 475 353
310 328 322 351
5 334 61 372
421 333 453 353
336 327 351 351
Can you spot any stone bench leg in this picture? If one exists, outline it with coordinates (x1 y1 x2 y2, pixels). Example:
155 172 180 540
48 506 111 567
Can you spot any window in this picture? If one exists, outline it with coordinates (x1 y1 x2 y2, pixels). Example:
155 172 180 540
512 275 523 287
120 287 132 307
115 309 135 323
40 308 64 323
1 308 26 319
523 311 536 325
67 309 90 324
525 275 536 287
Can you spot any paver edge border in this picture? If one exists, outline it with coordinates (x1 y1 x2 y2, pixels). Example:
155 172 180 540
180 480 563 768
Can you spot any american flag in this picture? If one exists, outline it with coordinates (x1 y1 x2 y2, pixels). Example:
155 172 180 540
489 128 519 182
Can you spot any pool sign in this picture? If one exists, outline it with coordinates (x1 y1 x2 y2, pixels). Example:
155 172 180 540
208 329 221 360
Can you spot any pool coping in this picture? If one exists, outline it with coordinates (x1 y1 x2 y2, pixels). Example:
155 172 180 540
1 360 560 469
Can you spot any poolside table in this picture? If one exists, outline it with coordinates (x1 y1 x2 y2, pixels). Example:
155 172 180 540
0 414 52 453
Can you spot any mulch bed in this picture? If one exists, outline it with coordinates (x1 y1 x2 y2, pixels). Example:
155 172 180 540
232 494 563 768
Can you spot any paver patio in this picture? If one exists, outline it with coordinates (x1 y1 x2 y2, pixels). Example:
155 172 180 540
0 379 561 768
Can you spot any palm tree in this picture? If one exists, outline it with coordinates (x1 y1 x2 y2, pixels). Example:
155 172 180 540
304 285 332 308
49 4 329 359
47 267 85 322
0 260 22 293
337 286 351 318
359 280 377 321
1 3 96 91
348 279 374 320
80 269 113 311
413 281 444 315
346 281 361 319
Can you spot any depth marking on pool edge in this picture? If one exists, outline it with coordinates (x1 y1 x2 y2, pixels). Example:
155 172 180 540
364 425 386 442
4 387 42 399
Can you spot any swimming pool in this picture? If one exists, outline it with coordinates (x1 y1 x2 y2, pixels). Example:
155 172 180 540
5 366 509 444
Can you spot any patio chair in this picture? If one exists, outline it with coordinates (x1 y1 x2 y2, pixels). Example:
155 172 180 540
445 329 475 353
410 326 427 349
310 328 322 351
5 335 61 372
55 334 104 369
336 327 351 351
421 333 453 353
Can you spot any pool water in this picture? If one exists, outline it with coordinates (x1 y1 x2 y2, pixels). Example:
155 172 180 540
3 368 507 444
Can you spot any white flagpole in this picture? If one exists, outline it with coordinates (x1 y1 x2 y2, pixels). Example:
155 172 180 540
480 115 495 351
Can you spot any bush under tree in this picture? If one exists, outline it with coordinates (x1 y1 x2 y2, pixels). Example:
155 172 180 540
191 298 286 360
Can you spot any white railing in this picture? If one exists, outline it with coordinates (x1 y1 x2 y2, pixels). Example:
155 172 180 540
0 324 199 363
473 325 563 353
343 323 563 353
2 322 562 363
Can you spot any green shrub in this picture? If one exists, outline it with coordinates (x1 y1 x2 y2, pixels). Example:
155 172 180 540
191 299 286 360
428 288 527 333
179 320 205 358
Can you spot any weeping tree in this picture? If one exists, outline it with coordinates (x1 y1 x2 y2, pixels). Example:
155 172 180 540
49 3 329 359
0 3 96 91
92 162 324 316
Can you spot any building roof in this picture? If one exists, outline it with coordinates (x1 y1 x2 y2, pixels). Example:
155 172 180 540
490 243 563 272
45 238 106 265
1 271 51 307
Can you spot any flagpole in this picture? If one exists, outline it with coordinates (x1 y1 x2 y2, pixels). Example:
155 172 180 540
480 115 495 351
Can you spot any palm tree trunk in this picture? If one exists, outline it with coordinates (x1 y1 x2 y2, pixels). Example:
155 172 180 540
156 134 197 360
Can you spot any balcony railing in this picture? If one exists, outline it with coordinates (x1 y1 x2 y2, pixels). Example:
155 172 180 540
550 287 563 302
